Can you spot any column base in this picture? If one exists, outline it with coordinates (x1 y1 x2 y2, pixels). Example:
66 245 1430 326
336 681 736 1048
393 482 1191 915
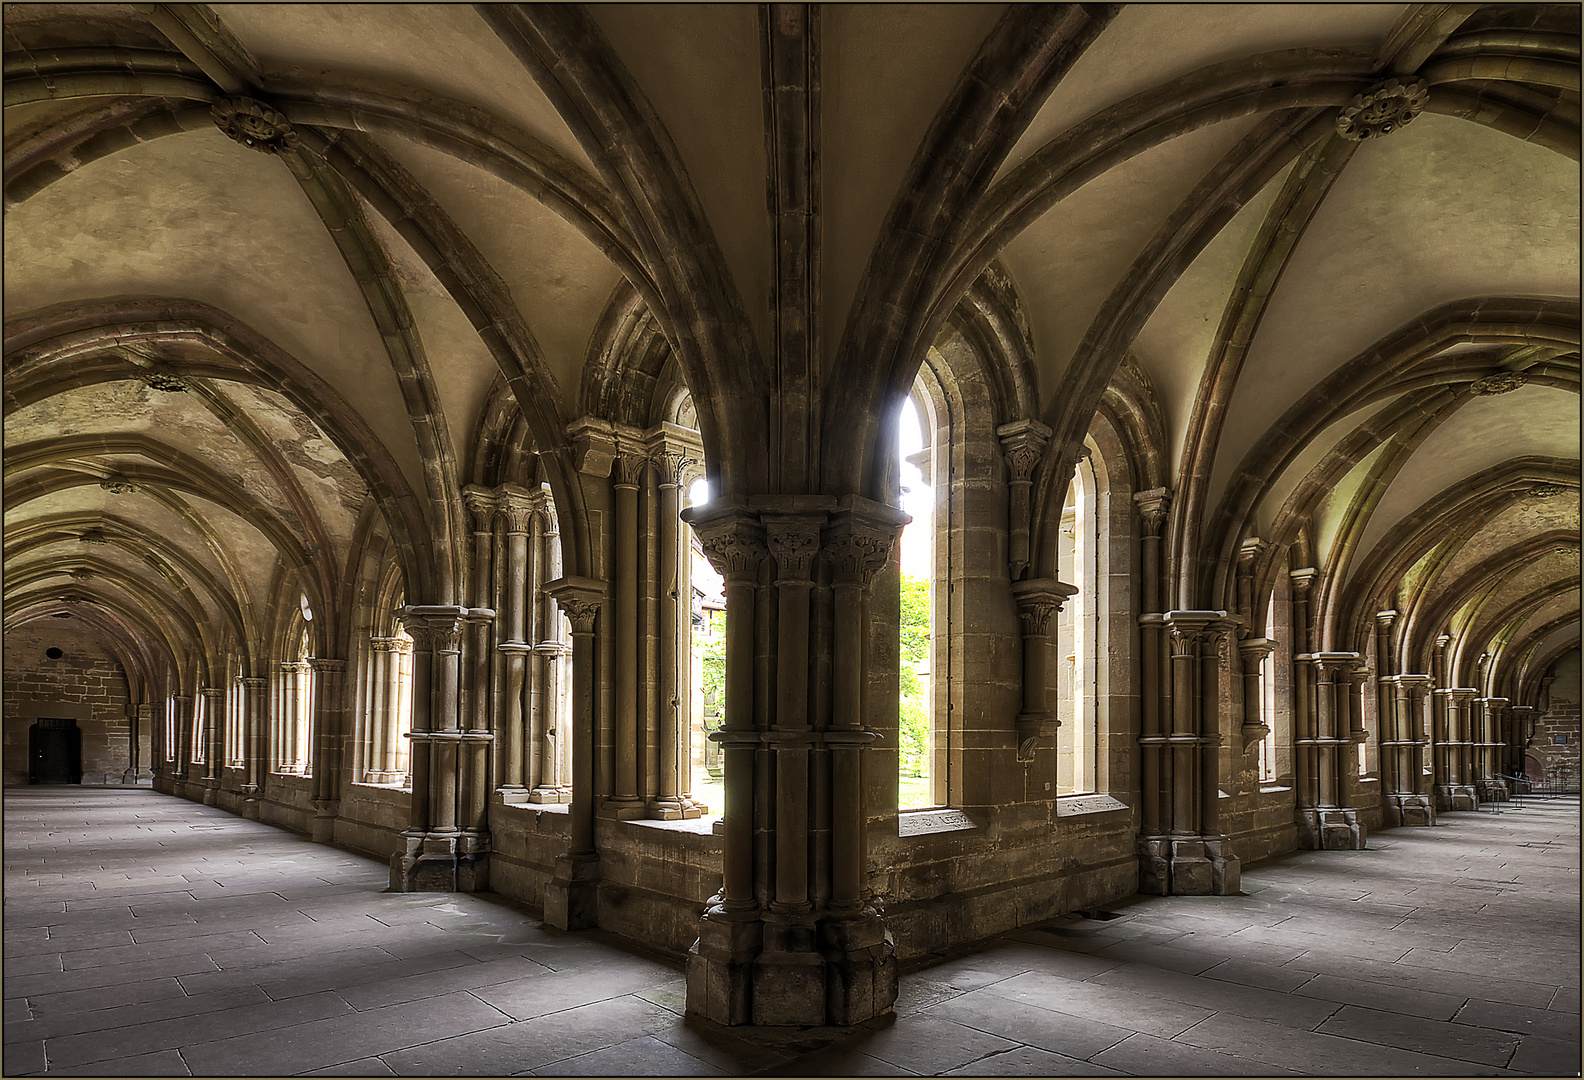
600 797 649 821
543 851 600 930
1476 779 1509 802
527 785 571 804
1385 793 1435 828
1436 784 1477 811
311 798 339 843
1296 807 1366 849
686 901 763 1027
684 903 897 1027
1138 836 1239 895
647 797 703 820
388 831 491 893
200 780 219 806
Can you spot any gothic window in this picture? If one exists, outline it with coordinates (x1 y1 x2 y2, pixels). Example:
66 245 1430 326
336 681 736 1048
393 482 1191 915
274 615 313 775
1259 603 1278 784
897 390 937 809
359 610 413 787
164 693 176 762
688 476 726 817
1057 448 1102 796
226 663 246 768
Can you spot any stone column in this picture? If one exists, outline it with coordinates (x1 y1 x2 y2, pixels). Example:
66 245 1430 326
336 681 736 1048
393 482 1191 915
532 509 571 802
461 488 500 840
543 577 605 930
683 496 906 1028
1382 675 1435 825
1293 653 1366 849
1237 638 1275 753
608 452 647 819
998 420 1051 580
684 509 767 1026
1010 578 1079 761
365 639 397 781
308 658 347 842
391 606 489 892
1434 688 1478 810
173 693 195 792
199 687 225 803
1508 704 1535 779
1477 697 1510 800
1287 569 1318 818
494 491 534 797
1134 489 1171 874
239 677 266 818
1142 612 1239 894
648 430 702 818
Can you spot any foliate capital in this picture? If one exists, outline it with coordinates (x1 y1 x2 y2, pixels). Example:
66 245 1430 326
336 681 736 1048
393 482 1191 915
1011 578 1078 638
826 496 908 587
764 517 823 582
461 486 498 531
545 576 604 635
685 506 768 582
1134 487 1172 535
997 419 1052 483
398 606 468 653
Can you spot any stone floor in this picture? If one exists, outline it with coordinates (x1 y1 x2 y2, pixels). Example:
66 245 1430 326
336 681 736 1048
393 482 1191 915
3 788 1579 1077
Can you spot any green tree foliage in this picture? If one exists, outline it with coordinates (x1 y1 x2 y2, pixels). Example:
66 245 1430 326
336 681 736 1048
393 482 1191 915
899 573 931 778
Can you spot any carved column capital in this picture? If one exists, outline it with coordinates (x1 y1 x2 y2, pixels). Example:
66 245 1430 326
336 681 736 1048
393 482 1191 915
825 496 909 587
566 416 618 477
307 658 348 675
1288 567 1319 595
461 485 498 531
1134 488 1172 536
996 419 1051 482
684 504 769 584
1375 609 1399 628
1237 537 1269 567
1011 578 1078 638
198 686 226 700
612 451 648 489
1237 636 1276 665
644 422 704 488
238 676 267 690
545 576 604 635
399 606 468 653
764 516 824 582
495 484 547 534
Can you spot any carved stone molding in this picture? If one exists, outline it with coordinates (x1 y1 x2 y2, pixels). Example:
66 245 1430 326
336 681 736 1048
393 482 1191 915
765 518 822 581
1470 371 1527 396
399 606 468 653
1134 488 1172 536
141 370 188 392
1335 78 1428 141
211 96 301 155
545 577 604 635
612 451 648 489
99 479 136 495
687 507 769 582
1011 578 1078 637
461 486 498 531
1525 484 1566 499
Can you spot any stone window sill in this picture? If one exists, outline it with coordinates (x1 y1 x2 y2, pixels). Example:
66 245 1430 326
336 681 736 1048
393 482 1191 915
626 814 718 835
899 807 978 836
1055 793 1129 818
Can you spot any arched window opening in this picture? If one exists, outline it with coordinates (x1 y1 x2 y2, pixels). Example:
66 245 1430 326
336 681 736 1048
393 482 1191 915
274 618 313 775
361 611 414 786
897 391 937 809
226 663 246 768
191 682 208 767
164 693 176 763
1057 452 1100 796
688 476 725 816
1260 602 1278 784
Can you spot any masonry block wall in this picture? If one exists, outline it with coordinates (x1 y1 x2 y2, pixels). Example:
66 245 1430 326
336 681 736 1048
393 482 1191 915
3 622 135 786
1530 648 1581 785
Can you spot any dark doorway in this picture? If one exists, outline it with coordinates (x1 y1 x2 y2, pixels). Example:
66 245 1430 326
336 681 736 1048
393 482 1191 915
30 718 81 785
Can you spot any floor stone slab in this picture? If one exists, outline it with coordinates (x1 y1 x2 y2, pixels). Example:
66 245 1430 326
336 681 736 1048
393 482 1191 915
1318 1003 1521 1066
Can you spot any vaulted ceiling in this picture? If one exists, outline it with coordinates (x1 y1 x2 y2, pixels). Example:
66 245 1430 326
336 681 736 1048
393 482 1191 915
4 3 1578 703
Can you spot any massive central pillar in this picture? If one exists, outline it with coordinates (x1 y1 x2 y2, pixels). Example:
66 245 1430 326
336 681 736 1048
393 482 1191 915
682 496 905 1027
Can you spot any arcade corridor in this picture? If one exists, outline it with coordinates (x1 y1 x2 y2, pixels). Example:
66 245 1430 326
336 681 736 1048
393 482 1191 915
3 786 1578 1076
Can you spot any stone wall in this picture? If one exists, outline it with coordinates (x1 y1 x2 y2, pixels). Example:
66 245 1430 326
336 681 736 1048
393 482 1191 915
4 622 136 786
1529 648 1581 786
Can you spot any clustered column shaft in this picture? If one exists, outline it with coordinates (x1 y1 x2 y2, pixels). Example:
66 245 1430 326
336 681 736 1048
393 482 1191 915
683 496 905 1028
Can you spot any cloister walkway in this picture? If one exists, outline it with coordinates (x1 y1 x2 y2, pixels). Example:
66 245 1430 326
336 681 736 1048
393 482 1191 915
3 786 1579 1077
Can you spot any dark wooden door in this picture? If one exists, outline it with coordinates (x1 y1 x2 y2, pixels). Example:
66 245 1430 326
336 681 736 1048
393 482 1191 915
29 719 81 784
